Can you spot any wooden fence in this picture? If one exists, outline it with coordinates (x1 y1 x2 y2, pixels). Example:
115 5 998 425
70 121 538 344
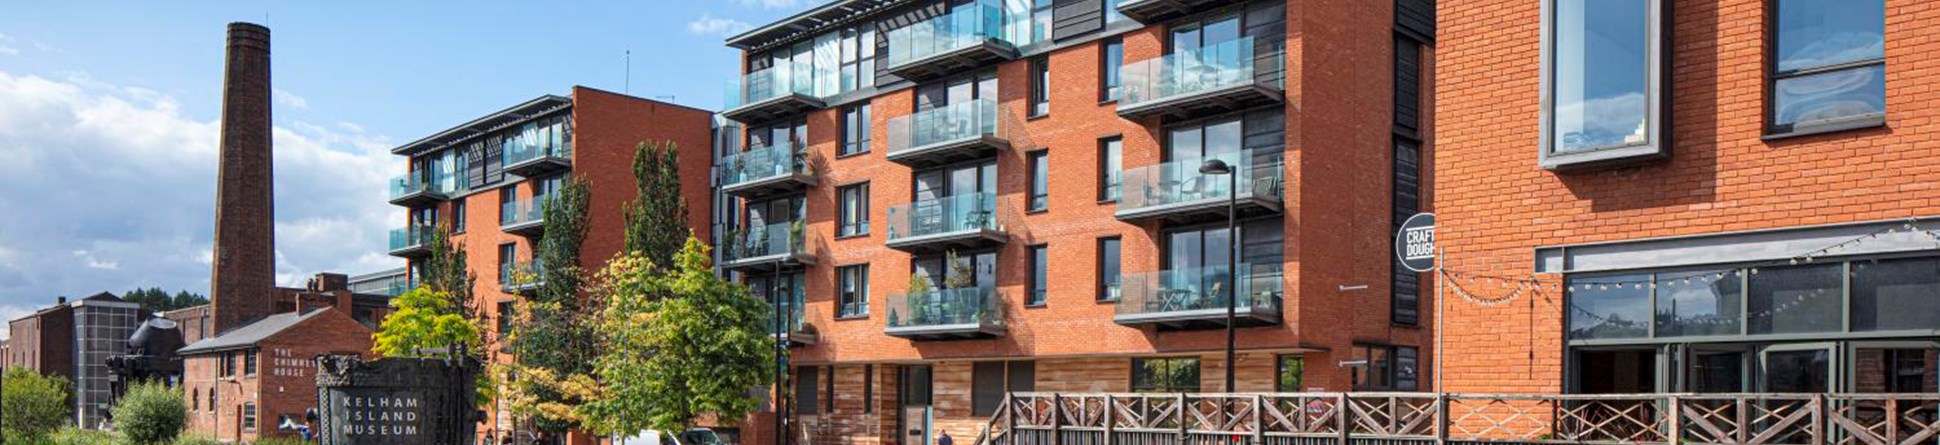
974 393 1940 445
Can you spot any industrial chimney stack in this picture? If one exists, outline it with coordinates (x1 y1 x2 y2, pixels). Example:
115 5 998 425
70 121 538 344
209 22 275 334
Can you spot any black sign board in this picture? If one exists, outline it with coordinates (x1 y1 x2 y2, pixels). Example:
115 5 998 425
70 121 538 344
1395 213 1437 272
315 351 479 445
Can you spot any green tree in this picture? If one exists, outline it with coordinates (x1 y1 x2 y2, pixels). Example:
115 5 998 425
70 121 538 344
622 140 692 263
578 238 773 434
111 380 187 444
1 367 71 441
423 224 476 313
371 287 481 357
507 177 597 433
121 288 209 314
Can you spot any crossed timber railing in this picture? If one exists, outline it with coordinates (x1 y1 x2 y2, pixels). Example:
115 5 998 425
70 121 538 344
974 393 1940 445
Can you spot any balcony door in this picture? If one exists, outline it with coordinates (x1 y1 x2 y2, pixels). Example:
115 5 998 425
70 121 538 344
1169 13 1241 55
1760 343 1836 393
911 252 997 291
898 365 934 445
914 71 997 112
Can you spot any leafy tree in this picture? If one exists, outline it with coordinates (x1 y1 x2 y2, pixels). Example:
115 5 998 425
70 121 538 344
371 287 481 357
111 380 186 444
423 223 476 314
121 288 209 314
1 367 71 441
507 177 597 433
578 238 773 434
622 140 692 264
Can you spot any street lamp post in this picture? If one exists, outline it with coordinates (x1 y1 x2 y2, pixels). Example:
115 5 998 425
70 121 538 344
1200 159 1239 392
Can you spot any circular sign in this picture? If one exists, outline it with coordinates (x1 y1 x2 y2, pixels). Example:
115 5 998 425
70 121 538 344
1395 213 1437 272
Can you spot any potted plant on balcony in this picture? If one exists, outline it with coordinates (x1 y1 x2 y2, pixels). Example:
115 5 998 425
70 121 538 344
789 219 806 253
907 273 934 324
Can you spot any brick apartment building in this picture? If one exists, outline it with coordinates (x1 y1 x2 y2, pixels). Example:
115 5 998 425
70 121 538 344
1436 0 1937 395
384 87 715 443
711 0 1436 444
3 293 146 428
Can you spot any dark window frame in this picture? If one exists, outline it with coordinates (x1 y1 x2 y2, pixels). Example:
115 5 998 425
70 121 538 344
1029 56 1051 117
840 103 873 157
1131 357 1202 393
1537 0 1671 170
1028 244 1049 306
452 200 467 234
1100 38 1124 102
1028 150 1050 212
1097 237 1122 302
1763 0 1887 138
838 264 871 319
1275 354 1305 392
1098 137 1122 202
839 182 870 237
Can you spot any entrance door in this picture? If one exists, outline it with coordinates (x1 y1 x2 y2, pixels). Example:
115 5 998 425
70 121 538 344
899 365 934 445
1760 343 1837 392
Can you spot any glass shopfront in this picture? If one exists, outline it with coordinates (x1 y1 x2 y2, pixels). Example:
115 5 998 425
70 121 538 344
1565 255 1940 393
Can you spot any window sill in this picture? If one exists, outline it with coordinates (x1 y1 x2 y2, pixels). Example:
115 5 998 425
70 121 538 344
1026 208 1048 215
1025 302 1047 309
1028 112 1050 121
1095 298 1119 304
1099 98 1120 106
1097 197 1119 205
836 314 869 321
1762 115 1886 141
835 232 870 240
1539 144 1667 172
835 150 872 160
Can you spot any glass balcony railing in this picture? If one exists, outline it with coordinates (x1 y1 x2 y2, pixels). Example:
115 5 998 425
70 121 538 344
389 175 438 200
388 226 433 253
885 192 1001 242
502 133 571 168
888 98 1002 155
385 279 420 296
885 286 1002 331
1118 153 1283 214
885 3 1023 68
724 60 828 110
1115 262 1283 320
501 259 545 292
718 141 810 189
723 221 810 264
500 196 548 229
765 296 809 334
1120 36 1279 109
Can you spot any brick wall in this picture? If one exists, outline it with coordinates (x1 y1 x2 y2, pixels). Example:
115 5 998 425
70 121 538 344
3 304 73 378
1434 0 1940 393
182 308 373 442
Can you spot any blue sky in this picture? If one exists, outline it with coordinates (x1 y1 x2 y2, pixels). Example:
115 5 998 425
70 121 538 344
0 1 809 328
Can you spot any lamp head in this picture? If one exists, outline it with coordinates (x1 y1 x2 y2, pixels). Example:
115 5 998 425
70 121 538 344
1199 159 1233 175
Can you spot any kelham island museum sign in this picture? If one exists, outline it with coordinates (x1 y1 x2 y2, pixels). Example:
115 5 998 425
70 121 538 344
315 349 480 445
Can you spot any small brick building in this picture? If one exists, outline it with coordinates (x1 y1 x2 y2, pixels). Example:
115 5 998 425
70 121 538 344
178 307 374 442
4 293 146 428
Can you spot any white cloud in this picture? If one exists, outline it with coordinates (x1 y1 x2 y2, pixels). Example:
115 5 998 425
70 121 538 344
0 71 401 309
688 14 755 36
731 0 802 9
0 304 34 338
273 88 309 109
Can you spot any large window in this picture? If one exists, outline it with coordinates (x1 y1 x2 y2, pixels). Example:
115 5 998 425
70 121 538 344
1030 56 1051 117
1028 150 1049 211
839 264 870 318
244 349 257 376
1770 0 1885 134
1851 257 1940 332
1099 137 1122 201
1567 255 1940 343
840 27 879 92
1566 274 1652 339
1097 237 1122 301
972 361 1035 416
841 104 872 156
452 201 467 234
1749 264 1844 335
1541 0 1665 168
1655 269 1743 337
839 182 870 237
1101 39 1124 102
1353 345 1419 391
1132 357 1201 393
497 301 514 336
243 402 258 431
498 243 516 282
1028 245 1049 306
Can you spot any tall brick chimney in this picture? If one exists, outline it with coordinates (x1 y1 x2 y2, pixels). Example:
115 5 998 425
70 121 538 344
209 22 275 334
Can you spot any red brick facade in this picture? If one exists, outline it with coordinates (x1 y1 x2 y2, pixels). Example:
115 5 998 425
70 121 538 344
1435 0 1940 394
720 0 1434 444
181 308 374 442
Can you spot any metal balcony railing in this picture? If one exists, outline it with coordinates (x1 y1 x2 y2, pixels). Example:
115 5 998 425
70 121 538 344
1113 262 1282 328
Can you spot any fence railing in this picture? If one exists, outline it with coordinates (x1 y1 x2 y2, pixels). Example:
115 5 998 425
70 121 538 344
979 392 1940 445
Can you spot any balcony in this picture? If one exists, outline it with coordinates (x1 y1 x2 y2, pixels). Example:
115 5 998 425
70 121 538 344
388 175 448 207
885 286 1005 340
500 260 544 295
768 302 818 347
499 197 547 237
1114 262 1282 330
1115 154 1283 224
722 60 827 123
885 192 1007 253
387 226 434 258
887 98 1009 168
1118 37 1283 120
384 279 420 296
1115 0 1247 23
502 137 571 178
884 4 1024 82
718 142 816 198
721 221 816 273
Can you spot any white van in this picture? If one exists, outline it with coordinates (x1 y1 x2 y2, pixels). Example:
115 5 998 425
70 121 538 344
616 428 723 445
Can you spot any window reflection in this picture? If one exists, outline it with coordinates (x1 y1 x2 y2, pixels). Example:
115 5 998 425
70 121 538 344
1771 0 1886 130
1566 274 1651 339
1748 264 1842 335
1851 257 1940 332
1551 0 1650 153
1654 269 1742 337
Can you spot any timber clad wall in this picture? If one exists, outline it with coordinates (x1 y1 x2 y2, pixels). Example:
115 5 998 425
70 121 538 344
1436 0 1940 394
